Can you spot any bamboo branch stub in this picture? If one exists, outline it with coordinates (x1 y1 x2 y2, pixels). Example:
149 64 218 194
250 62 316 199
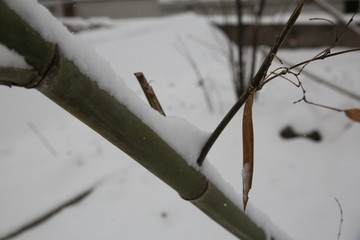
134 72 166 116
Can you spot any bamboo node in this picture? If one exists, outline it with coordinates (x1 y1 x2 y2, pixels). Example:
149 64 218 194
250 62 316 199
181 180 209 202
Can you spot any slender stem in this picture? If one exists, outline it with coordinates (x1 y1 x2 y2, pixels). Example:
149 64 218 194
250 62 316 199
335 197 344 240
290 47 360 70
235 0 245 97
312 0 360 36
1 188 93 240
197 88 252 165
249 0 266 81
28 121 58 157
197 0 306 166
252 0 306 87
281 58 360 102
260 47 360 95
175 37 214 112
303 100 343 112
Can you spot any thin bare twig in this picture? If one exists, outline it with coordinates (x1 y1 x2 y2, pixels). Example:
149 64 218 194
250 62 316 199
1 188 93 240
197 0 307 166
278 70 352 112
28 121 58 158
261 47 360 88
289 47 360 70
262 63 350 112
134 72 166 116
282 59 360 102
187 34 228 60
175 37 214 112
335 197 344 240
266 65 359 113
295 96 344 112
289 12 359 74
312 0 360 36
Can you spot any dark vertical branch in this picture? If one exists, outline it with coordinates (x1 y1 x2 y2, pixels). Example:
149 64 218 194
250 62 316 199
235 0 245 97
249 0 266 81
220 0 237 98
197 0 306 166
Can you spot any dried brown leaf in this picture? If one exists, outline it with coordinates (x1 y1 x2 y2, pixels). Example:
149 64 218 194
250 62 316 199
242 93 254 211
344 108 360 122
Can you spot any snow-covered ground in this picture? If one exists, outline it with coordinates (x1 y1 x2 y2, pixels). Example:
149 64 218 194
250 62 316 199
1 3 360 240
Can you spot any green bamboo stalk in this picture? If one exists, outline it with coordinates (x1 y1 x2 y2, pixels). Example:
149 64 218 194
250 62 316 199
0 2 276 239
0 67 39 87
39 49 267 240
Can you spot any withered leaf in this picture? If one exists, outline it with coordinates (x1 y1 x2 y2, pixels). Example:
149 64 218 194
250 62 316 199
242 93 254 211
344 108 360 122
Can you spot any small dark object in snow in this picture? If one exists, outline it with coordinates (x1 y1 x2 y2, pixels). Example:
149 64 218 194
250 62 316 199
304 131 322 142
280 126 322 142
280 126 298 139
161 211 168 219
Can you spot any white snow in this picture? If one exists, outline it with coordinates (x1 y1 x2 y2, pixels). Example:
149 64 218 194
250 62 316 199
1 1 360 240
0 43 31 69
59 16 113 30
58 16 113 34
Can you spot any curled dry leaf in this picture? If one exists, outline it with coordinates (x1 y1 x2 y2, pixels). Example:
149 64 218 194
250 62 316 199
344 108 360 122
242 93 254 211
